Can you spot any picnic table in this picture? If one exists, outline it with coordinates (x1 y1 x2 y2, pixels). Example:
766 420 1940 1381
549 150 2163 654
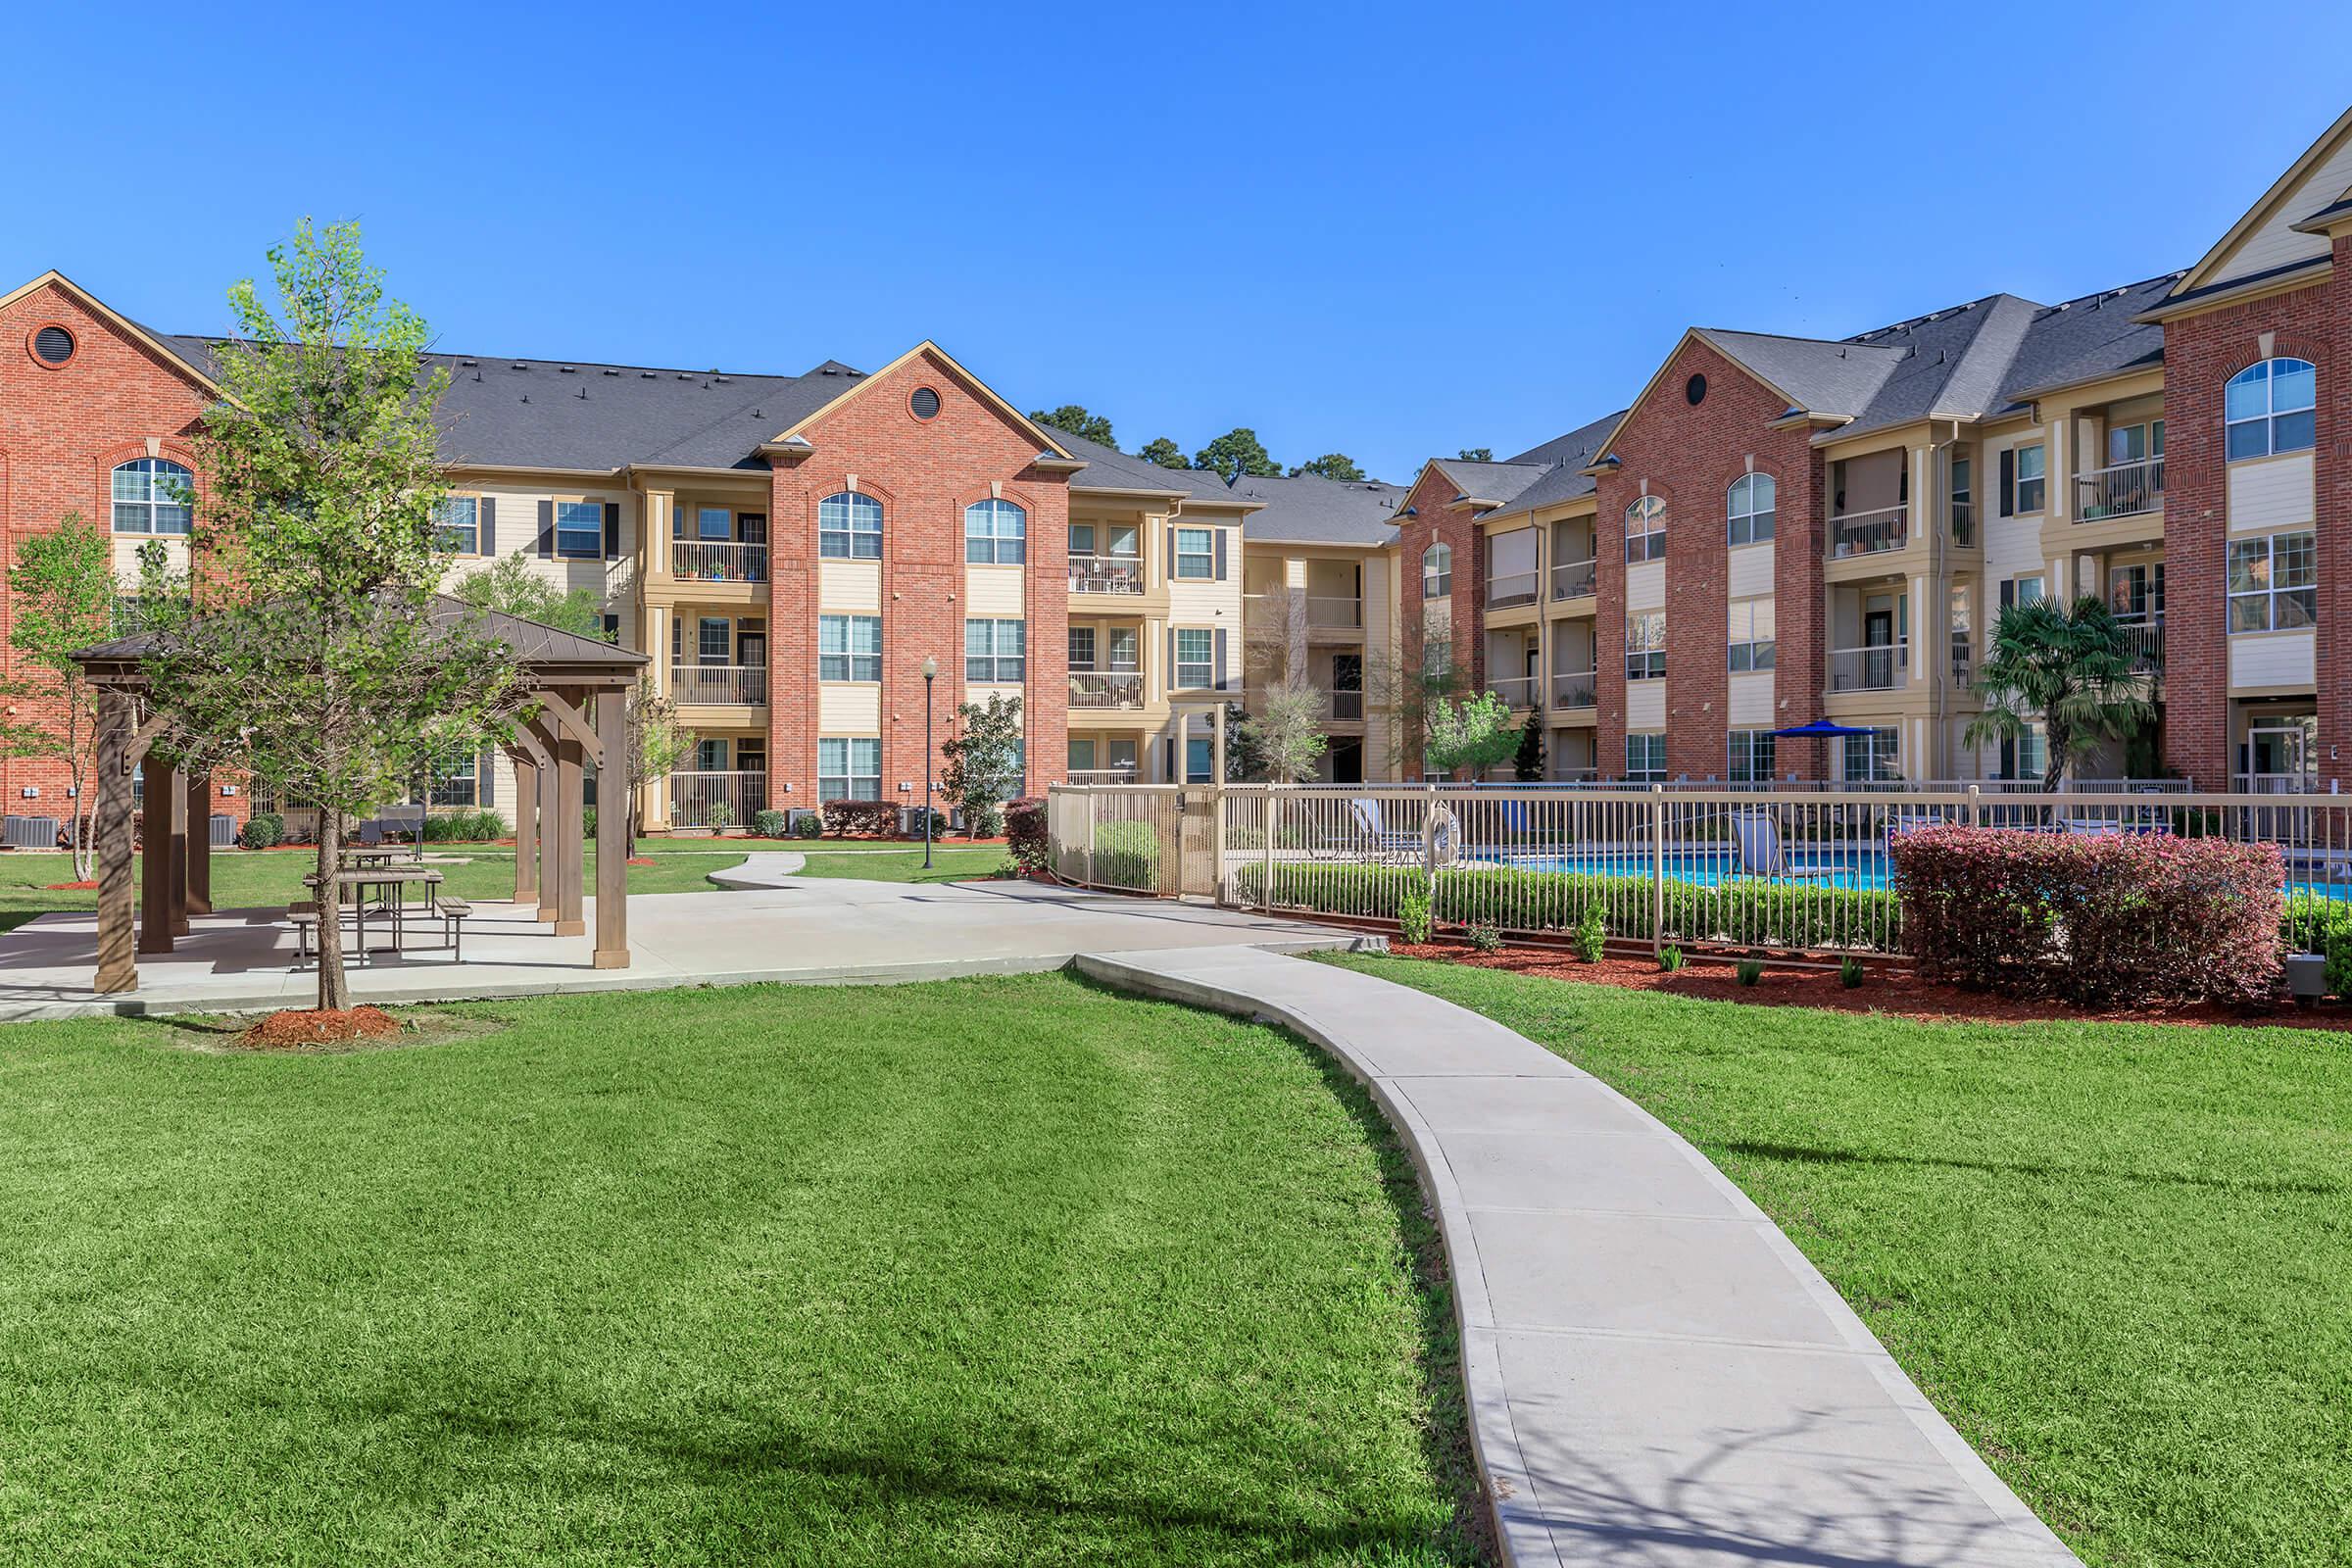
302 864 446 961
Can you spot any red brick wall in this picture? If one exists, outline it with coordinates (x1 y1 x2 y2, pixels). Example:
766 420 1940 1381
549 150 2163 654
1592 339 1824 779
0 279 248 827
1392 464 1487 777
766 349 1070 808
2157 270 2341 788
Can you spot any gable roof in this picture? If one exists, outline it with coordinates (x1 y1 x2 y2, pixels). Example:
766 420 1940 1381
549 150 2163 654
1054 429 1244 503
0 270 221 397
1994 274 2178 407
1692 328 1907 419
2169 104 2352 302
74 594 647 676
1474 410 1629 525
1228 470 1405 546
765 339 1075 462
1429 457 1548 508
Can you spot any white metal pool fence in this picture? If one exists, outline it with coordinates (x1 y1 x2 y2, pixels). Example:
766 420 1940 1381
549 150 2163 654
1046 782 2352 958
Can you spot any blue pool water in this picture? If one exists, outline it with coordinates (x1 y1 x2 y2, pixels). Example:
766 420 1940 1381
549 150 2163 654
1464 845 2352 900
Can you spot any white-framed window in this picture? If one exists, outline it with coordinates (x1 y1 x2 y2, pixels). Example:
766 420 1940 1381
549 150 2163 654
1728 597 1776 672
1726 473 1775 546
423 745 493 808
110 458 193 535
1625 732 1667 782
1727 728 1777 784
818 492 883 559
964 617 1026 681
964 498 1027 564
2227 530 2318 632
1174 627 1214 689
817 736 882 802
1174 526 1215 579
1625 494 1666 563
696 616 733 664
434 495 479 555
2226 357 2317 461
1422 542 1451 597
555 499 603 559
818 613 881 681
2002 723 2047 783
692 505 733 541
2004 444 2045 514
1625 611 1666 681
1842 727 1900 783
1067 625 1097 668
1105 625 1139 670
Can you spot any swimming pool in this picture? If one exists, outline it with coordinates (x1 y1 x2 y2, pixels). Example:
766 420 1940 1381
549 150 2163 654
1463 844 2352 900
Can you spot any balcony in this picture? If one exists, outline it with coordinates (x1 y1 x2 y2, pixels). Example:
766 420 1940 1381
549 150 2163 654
2120 617 2164 673
1828 643 1908 692
670 663 767 706
1550 669 1597 709
1950 642 1972 690
671 539 767 583
1549 558 1596 601
1328 689 1364 722
1950 500 1976 549
2077 457 2164 523
1831 503 1907 559
1306 595 1362 629
1488 569 1540 610
1069 670 1145 709
669 769 765 827
1065 766 1139 785
1488 674 1540 709
1068 555 1144 594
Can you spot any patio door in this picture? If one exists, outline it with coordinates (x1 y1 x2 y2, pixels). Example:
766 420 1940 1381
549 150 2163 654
2243 720 2316 793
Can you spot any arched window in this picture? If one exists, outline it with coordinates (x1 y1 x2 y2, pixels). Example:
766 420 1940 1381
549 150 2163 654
1625 494 1666 563
112 458 193 535
1422 542 1451 596
963 498 1026 564
818 491 883 559
1727 473 1776 546
2226 357 2316 461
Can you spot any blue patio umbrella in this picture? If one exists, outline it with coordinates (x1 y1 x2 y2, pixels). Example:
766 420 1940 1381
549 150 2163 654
1768 718 1880 782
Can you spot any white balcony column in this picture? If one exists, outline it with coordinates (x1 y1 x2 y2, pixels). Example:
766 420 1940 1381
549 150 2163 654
646 607 669 700
1910 573 1929 688
646 492 675 584
2050 414 2071 523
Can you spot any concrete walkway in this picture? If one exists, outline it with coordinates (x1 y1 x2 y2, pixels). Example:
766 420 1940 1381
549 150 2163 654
1079 944 2081 1568
0 857 1373 1020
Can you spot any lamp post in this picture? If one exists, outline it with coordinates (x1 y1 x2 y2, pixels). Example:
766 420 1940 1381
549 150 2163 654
920 656 937 869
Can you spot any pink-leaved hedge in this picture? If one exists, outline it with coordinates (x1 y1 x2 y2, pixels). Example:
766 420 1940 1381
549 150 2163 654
1888 824 2283 1008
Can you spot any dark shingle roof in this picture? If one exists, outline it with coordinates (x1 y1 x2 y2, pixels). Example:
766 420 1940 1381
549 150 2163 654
1430 458 1548 507
1993 274 2179 409
1229 471 1406 546
74 594 647 671
1053 429 1245 503
1475 410 1630 524
1692 328 1906 418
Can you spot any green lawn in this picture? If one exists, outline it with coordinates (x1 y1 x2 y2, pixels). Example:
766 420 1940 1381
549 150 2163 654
1319 953 2352 1568
0 977 1479 1566
792 846 1011 884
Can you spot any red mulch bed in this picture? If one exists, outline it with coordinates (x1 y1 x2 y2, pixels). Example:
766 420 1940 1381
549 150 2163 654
1387 941 2352 1032
239 1005 401 1049
627 857 655 866
43 880 99 891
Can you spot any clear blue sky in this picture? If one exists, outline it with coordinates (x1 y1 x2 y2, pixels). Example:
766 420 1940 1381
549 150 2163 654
10 2 2351 481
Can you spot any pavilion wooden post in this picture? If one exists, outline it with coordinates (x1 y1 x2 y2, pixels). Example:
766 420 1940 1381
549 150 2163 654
183 772 213 917
512 752 540 907
167 771 190 937
94 689 137 993
554 704 587 937
536 731 562 923
138 755 177 955
592 686 629 968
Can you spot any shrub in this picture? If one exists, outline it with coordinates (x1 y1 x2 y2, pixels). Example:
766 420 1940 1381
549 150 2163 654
1004 797 1051 875
1890 825 2283 1008
1658 944 1684 972
1839 955 1865 989
707 801 735 833
906 806 948 839
963 803 1005 839
464 809 508 842
240 811 284 851
582 807 597 840
792 811 824 841
1736 958 1762 987
1464 920 1502 954
2284 894 2352 998
1572 904 1607 963
1397 891 1434 945
1089 819 1160 890
752 808 789 840
822 799 900 838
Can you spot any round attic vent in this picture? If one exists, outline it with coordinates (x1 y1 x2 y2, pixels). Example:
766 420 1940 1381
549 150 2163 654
909 386 942 420
31 325 74 366
1685 373 1706 406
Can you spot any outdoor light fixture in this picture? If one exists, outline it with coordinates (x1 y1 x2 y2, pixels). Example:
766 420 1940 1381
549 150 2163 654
920 657 938 869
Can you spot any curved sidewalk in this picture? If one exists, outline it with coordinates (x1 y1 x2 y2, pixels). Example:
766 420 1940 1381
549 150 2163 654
1076 944 2081 1568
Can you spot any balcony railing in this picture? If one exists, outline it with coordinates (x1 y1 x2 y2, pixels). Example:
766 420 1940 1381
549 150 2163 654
671 538 767 583
2078 457 2164 522
1068 555 1144 594
1328 689 1364 721
1831 503 1908 558
1488 569 1540 609
1065 766 1140 785
1550 670 1597 709
670 663 767 706
1950 500 1976 549
2119 617 2164 672
1549 558 1597 601
1306 595 1362 629
1950 642 1972 689
1488 674 1540 709
1069 671 1145 709
669 769 766 827
1829 643 1908 692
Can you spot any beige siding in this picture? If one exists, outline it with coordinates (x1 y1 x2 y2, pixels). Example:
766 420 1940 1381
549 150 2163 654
818 683 882 732
2204 134 2352 290
965 683 1025 718
110 533 188 584
1625 559 1666 611
2227 453 2316 532
2230 628 2317 690
818 560 882 612
963 564 1026 616
1626 681 1665 730
1726 543 1774 598
1727 671 1775 726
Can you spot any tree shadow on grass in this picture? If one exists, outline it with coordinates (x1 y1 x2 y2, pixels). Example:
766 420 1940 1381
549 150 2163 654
1722 1139 2341 1198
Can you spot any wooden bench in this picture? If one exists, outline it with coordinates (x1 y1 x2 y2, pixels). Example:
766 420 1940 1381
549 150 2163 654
435 897 473 960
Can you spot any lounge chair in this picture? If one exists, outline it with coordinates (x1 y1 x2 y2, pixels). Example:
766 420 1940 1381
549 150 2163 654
1348 797 1423 861
1730 808 1842 881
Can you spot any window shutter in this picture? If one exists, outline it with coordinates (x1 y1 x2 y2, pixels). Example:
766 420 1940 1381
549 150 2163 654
478 496 497 555
477 748 496 808
604 502 621 559
1997 450 2015 518
1214 628 1228 689
536 500 555 558
1213 529 1228 580
1999 738 2015 780
1998 579 2015 612
1168 625 1178 682
1167 526 1178 574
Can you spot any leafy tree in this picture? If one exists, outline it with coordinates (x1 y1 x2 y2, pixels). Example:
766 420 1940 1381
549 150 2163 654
1238 685 1329 784
940 693 1023 837
1138 436 1189 470
1962 595 2155 790
1423 691 1521 779
1512 714 1545 782
135 220 526 1011
625 670 694 847
1028 405 1114 449
451 551 608 639
1456 447 1494 463
1193 427 1279 482
1220 702 1267 782
1 514 116 879
1291 453 1366 482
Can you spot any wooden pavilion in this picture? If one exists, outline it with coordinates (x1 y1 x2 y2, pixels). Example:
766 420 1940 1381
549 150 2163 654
70 599 648 995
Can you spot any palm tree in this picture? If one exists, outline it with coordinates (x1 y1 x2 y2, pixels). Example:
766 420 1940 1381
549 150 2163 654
1963 595 2155 790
